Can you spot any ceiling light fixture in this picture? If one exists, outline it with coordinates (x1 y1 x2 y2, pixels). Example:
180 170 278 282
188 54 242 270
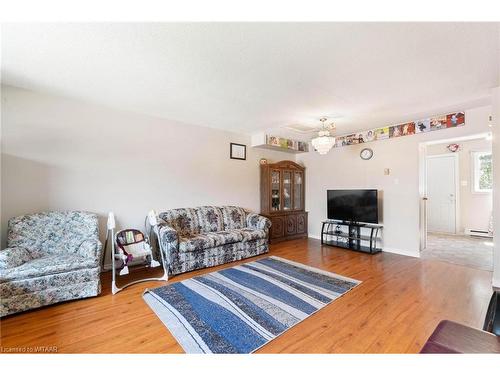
311 117 336 155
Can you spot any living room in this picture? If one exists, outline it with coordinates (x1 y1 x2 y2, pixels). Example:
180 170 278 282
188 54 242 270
1 1 500 373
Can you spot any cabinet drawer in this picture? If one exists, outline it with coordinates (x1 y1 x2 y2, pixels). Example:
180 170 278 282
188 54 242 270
270 216 285 239
286 215 296 235
296 213 307 234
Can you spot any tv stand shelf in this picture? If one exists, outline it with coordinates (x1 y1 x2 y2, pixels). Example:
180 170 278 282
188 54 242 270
321 221 382 254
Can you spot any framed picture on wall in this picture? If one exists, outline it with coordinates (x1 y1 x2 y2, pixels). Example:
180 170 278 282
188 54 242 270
230 143 246 160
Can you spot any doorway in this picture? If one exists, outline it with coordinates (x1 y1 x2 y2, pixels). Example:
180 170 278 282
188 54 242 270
420 133 493 271
426 154 458 234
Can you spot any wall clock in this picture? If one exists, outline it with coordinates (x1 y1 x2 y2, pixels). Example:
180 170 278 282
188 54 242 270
360 148 373 160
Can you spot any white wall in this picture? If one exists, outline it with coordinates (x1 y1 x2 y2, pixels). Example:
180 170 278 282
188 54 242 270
297 106 492 257
427 138 492 234
0 85 286 247
492 86 500 288
1 85 496 265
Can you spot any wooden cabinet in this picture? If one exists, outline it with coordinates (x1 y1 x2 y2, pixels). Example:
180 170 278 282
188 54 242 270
260 160 308 242
296 213 307 234
270 216 285 239
286 215 296 235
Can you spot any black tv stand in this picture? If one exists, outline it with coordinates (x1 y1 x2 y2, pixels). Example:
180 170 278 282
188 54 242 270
321 220 382 254
341 221 366 227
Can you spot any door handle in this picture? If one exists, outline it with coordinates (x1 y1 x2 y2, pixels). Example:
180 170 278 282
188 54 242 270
422 197 428 201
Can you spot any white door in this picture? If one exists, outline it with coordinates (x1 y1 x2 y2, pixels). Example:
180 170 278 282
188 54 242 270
426 155 457 234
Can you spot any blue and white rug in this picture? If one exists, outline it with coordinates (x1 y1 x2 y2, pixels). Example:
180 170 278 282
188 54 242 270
143 256 360 353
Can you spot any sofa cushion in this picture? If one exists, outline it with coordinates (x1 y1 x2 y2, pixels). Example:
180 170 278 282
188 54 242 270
0 267 101 298
0 247 35 269
234 228 268 242
178 234 215 253
205 230 243 246
195 206 224 233
220 206 247 230
159 208 199 237
7 211 99 255
0 254 98 282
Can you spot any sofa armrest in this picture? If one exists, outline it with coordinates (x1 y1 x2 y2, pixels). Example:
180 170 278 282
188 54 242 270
75 239 103 266
0 247 33 269
157 221 179 262
246 213 271 231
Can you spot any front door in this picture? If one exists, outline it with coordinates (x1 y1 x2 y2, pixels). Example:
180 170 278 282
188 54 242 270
426 155 457 234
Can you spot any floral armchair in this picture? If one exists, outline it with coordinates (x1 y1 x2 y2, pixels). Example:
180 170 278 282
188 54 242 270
0 211 103 317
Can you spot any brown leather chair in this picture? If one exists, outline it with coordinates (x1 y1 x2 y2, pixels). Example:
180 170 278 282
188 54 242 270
420 320 500 353
483 291 500 336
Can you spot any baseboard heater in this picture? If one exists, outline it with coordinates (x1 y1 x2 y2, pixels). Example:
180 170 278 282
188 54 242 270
465 229 493 238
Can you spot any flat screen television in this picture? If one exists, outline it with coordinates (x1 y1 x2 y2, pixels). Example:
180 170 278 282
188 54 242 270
327 189 378 224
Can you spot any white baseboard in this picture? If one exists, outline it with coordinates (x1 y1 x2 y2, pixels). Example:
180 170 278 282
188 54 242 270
383 247 420 258
308 234 321 240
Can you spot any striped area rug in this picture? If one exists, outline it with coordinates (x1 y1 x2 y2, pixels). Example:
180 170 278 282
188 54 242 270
143 256 360 353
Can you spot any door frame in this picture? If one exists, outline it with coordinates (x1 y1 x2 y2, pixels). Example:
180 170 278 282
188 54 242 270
419 132 491 254
424 152 460 237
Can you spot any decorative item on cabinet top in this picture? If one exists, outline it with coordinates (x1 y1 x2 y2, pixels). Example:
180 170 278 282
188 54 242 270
260 160 308 243
446 143 461 153
251 133 309 154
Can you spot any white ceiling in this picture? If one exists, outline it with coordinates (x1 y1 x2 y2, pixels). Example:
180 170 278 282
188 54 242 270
2 23 499 136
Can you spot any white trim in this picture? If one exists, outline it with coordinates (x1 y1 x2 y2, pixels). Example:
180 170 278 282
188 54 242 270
383 247 420 258
418 143 428 251
424 132 490 146
308 234 321 240
491 86 500 301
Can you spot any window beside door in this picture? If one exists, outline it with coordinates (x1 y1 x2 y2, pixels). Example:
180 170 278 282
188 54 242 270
472 151 492 193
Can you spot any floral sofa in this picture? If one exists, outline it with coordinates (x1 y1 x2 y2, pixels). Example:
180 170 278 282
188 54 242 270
0 211 103 317
157 206 271 276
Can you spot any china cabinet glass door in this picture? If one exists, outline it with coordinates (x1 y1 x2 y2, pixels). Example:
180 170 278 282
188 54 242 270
283 171 292 210
271 170 281 211
294 171 303 210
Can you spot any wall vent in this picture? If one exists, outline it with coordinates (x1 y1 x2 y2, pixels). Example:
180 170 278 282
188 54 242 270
465 228 493 238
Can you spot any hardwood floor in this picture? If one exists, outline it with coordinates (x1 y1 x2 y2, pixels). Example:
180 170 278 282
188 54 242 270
0 238 494 353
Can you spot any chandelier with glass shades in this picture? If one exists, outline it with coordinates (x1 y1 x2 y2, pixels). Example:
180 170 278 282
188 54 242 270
311 117 336 155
